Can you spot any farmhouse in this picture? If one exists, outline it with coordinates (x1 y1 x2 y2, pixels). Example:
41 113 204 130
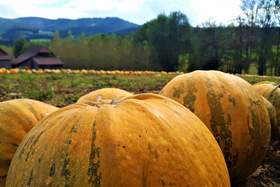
0 48 11 68
12 46 63 69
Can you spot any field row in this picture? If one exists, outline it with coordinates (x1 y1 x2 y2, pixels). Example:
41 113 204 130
0 68 180 76
1 68 280 82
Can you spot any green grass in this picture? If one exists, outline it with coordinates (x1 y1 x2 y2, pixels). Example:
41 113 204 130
0 72 279 107
0 73 173 107
239 74 280 84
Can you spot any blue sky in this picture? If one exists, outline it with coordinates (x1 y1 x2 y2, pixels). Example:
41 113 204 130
0 0 242 25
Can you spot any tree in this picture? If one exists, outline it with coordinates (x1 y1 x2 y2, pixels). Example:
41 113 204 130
241 0 260 27
189 21 224 71
49 33 155 70
258 0 276 75
233 17 246 74
241 0 276 75
134 12 191 71
273 0 280 75
13 39 27 57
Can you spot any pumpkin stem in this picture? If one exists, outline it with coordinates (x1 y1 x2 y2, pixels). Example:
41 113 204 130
269 82 280 99
81 96 120 107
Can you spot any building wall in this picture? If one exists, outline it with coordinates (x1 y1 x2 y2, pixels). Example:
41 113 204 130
13 59 63 69
13 60 33 69
0 61 11 68
30 60 39 69
38 64 63 69
13 60 40 69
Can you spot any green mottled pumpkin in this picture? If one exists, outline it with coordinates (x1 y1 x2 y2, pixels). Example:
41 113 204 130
0 99 58 187
262 97 278 139
161 70 271 182
253 82 280 139
6 94 230 187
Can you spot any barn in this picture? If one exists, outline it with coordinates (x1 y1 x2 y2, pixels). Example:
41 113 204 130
0 48 11 68
12 46 63 69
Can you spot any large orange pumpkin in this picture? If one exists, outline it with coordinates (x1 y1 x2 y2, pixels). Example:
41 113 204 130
161 70 271 181
0 99 58 187
7 94 230 187
253 82 280 139
77 88 133 105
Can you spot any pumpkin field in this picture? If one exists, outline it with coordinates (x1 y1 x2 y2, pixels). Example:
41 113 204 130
0 69 279 187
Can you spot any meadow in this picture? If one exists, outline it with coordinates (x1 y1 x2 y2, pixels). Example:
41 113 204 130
0 70 279 106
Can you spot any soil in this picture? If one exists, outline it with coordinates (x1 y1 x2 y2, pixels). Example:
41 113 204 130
235 140 280 187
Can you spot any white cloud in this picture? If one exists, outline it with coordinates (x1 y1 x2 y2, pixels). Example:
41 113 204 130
188 0 242 25
0 0 242 25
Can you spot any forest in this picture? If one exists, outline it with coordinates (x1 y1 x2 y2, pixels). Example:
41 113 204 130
3 0 280 75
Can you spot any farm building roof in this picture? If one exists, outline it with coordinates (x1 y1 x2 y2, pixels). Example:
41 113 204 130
13 46 57 65
33 57 63 66
0 48 11 61
0 55 10 61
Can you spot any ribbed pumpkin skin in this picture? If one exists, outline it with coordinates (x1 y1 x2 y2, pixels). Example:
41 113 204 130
161 70 271 181
7 94 230 187
77 88 133 105
253 83 280 138
0 99 58 187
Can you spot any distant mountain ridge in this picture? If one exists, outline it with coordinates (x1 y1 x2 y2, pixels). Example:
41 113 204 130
0 17 140 44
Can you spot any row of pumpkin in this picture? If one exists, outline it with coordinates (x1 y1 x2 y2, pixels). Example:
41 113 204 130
0 70 279 187
0 68 180 76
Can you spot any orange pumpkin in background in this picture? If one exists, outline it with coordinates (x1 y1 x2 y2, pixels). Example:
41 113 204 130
261 96 278 139
0 99 58 187
253 82 280 139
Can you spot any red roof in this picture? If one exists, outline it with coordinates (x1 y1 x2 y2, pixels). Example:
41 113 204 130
33 57 63 65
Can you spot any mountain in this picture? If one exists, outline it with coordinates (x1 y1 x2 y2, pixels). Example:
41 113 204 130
0 17 140 44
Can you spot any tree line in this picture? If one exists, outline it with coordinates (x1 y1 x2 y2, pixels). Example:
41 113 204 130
10 0 280 75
